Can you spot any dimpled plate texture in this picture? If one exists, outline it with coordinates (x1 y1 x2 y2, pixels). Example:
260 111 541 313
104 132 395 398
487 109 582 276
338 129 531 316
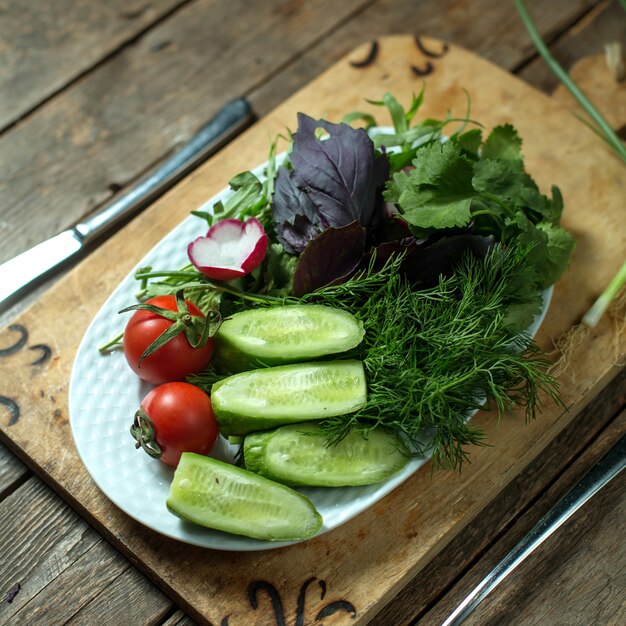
69 147 552 551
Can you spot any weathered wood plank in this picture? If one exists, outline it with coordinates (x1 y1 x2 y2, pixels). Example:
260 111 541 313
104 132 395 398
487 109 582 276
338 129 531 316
160 610 197 626
519 0 626 94
0 477 101 623
0 443 27 499
372 368 626 625
421 409 626 626
0 477 172 625
63 567 172 626
246 0 601 115
0 0 370 265
0 0 187 131
0 36 623 625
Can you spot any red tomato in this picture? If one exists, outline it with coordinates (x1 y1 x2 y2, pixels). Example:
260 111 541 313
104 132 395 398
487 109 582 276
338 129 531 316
135 382 218 467
123 295 213 385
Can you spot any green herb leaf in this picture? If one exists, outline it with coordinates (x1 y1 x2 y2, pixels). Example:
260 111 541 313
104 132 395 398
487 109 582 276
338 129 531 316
482 124 523 161
386 142 476 229
301 246 562 471
511 214 575 289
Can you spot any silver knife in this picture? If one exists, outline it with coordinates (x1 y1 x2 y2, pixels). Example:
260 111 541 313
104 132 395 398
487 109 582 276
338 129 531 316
441 432 626 626
0 98 254 311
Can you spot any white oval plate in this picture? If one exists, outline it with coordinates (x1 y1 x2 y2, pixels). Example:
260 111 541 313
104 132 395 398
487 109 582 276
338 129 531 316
69 143 552 551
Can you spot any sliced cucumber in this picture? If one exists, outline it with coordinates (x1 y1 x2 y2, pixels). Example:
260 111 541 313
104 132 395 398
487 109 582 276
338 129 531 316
167 453 322 541
215 304 364 372
212 360 367 436
244 422 410 487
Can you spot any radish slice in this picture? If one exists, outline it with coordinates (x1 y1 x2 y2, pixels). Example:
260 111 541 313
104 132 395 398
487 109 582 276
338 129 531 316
188 218 268 281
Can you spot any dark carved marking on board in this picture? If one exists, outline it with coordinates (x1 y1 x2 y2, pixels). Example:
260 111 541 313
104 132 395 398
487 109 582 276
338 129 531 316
350 40 379 68
415 35 449 58
5 582 21 603
0 324 53 368
296 577 326 626
220 618 230 626
319 579 327 599
0 324 28 357
411 62 434 77
0 397 20 425
248 580 286 626
29 344 52 366
243 578 356 625
316 600 358 620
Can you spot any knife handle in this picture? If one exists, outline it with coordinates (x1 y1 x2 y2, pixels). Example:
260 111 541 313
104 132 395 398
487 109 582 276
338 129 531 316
74 98 254 244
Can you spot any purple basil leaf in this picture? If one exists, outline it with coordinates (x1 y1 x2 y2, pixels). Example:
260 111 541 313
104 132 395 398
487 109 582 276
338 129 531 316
272 168 324 253
281 213 323 254
291 114 389 229
402 233 496 288
292 222 366 297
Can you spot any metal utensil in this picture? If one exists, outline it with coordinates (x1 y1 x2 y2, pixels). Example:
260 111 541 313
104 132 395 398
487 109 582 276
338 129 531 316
441 432 626 626
0 98 254 311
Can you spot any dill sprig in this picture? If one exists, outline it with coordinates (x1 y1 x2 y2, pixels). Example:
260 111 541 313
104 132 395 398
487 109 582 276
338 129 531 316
302 246 562 471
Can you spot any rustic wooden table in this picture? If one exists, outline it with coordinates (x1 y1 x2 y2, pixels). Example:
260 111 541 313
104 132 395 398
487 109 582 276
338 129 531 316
0 1 624 625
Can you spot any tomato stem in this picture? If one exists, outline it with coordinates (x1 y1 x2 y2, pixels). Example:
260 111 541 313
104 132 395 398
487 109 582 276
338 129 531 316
130 409 162 459
98 331 124 352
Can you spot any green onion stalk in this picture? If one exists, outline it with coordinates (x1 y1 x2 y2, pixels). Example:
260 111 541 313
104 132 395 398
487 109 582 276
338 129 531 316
515 0 626 326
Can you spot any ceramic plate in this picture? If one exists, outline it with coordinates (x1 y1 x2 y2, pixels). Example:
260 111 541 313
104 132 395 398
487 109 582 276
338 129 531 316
68 140 552 551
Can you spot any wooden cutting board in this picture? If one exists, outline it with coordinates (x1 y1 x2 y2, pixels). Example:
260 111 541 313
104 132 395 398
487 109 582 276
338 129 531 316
0 36 624 625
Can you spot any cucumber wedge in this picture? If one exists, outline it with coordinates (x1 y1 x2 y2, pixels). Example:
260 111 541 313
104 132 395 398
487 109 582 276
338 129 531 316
212 360 367 436
244 423 410 487
167 453 322 541
215 304 364 372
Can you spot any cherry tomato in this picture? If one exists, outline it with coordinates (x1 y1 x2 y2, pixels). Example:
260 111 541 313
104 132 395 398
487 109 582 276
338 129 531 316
133 382 218 467
123 295 213 385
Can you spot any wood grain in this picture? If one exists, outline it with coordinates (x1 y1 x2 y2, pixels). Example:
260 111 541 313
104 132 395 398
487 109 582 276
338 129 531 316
422 410 626 626
247 0 601 116
0 36 624 625
0 0 371 266
63 567 172 626
0 477 172 626
519 0 626 94
0 442 27 499
373 368 626 625
0 0 187 130
161 610 198 626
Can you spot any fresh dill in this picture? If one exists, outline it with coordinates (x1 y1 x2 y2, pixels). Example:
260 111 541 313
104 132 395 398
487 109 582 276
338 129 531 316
299 246 562 471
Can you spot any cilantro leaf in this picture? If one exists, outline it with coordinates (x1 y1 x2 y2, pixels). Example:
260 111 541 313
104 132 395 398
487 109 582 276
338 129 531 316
472 158 534 201
457 129 483 157
536 221 576 286
511 214 575 288
398 187 474 229
481 124 523 161
386 142 476 229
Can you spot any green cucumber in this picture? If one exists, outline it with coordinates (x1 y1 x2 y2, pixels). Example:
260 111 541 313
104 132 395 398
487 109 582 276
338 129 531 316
212 360 367 436
215 304 365 372
166 453 322 541
244 423 410 487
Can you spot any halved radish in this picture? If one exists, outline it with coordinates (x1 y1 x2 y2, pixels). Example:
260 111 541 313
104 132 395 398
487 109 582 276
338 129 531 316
188 217 268 281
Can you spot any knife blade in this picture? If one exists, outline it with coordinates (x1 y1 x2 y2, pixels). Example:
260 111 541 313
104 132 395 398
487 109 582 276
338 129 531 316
441 432 626 626
0 98 254 311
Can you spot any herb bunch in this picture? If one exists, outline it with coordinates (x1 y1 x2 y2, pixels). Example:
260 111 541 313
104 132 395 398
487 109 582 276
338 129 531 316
303 246 562 471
